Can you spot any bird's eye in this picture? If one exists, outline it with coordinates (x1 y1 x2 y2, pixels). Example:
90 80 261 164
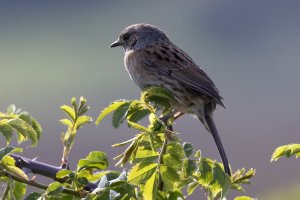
123 34 129 41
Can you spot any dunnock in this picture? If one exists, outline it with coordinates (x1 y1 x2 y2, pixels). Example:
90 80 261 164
110 23 231 176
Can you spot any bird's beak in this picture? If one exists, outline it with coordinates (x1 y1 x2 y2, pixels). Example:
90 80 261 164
109 39 122 48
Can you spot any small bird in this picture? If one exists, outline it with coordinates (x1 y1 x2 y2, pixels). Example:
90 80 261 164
110 23 231 176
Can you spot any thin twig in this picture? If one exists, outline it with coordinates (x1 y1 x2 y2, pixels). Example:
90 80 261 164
1 184 10 200
157 137 168 191
8 174 80 197
157 124 172 191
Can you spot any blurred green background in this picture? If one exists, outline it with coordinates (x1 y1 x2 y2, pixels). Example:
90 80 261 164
1 0 300 199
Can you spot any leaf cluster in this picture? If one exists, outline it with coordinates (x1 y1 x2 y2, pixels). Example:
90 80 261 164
60 97 92 164
0 104 42 147
271 143 300 162
0 105 41 200
95 87 255 200
0 90 256 200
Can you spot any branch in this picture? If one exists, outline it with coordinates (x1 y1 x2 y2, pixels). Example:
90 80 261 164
157 124 173 191
8 173 80 197
1 184 9 200
158 137 168 191
10 154 97 191
11 154 61 179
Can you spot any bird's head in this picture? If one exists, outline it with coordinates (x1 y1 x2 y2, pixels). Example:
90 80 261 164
110 23 170 51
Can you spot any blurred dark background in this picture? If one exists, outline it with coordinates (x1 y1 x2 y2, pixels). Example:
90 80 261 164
1 0 300 199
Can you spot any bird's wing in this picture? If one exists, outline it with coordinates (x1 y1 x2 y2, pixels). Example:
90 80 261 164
138 43 224 106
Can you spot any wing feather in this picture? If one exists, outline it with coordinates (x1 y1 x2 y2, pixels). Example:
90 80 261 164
138 44 224 106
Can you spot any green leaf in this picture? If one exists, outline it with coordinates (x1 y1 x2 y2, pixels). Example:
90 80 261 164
210 162 231 198
89 188 110 200
96 100 131 125
111 137 136 147
76 171 90 187
198 158 214 186
127 109 150 124
75 115 92 129
7 118 39 146
166 143 185 159
0 147 22 160
163 153 181 171
0 120 14 144
23 123 39 147
1 155 18 167
0 106 41 146
141 86 174 111
109 179 127 188
183 142 193 158
60 105 76 121
159 165 180 190
168 190 184 200
24 192 42 200
115 138 139 167
232 168 255 185
187 182 199 195
56 169 73 179
77 151 108 171
78 104 90 117
231 183 245 193
1 156 28 181
271 144 300 161
46 181 64 196
13 181 27 200
30 117 42 141
79 96 88 112
194 150 201 158
143 171 158 200
110 182 135 200
127 162 158 185
148 113 163 132
19 112 42 141
127 121 150 132
183 159 197 177
79 96 87 104
7 119 27 139
133 149 159 163
60 118 73 128
112 102 131 128
71 97 78 112
84 170 120 183
156 191 167 200
100 171 120 181
78 97 89 116
234 196 256 200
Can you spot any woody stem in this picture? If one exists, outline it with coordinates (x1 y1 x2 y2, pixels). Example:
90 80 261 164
157 124 173 191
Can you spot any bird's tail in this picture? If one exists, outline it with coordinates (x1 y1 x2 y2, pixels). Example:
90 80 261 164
202 110 231 176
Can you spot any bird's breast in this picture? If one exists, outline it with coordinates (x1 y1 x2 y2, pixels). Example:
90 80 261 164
124 50 153 89
124 50 138 80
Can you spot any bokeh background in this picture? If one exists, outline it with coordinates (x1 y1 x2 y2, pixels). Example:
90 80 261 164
1 0 300 199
